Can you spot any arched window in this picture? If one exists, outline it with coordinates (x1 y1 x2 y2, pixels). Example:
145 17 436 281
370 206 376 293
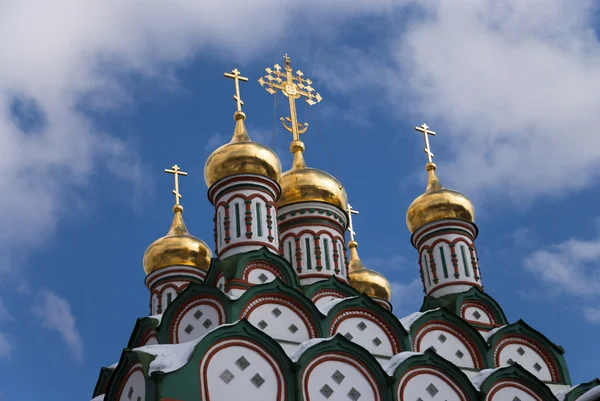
118 364 145 401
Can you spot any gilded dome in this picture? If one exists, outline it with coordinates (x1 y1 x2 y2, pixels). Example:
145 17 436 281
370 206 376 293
143 205 212 275
406 162 475 234
347 241 392 302
204 112 282 188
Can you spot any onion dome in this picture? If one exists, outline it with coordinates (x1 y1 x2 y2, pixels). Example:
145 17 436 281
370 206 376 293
406 162 475 234
278 140 348 211
204 111 282 188
347 240 392 302
143 204 212 275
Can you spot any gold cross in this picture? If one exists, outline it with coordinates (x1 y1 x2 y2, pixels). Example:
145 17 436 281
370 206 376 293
415 123 437 163
347 203 360 242
258 54 323 143
164 164 188 205
224 68 249 112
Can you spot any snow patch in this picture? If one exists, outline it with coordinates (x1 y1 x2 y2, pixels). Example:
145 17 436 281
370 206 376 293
483 325 506 342
287 337 333 362
399 309 439 331
554 384 577 401
134 321 238 374
317 297 356 315
149 314 163 325
579 385 600 401
108 362 118 370
470 368 503 390
91 395 105 401
384 352 422 375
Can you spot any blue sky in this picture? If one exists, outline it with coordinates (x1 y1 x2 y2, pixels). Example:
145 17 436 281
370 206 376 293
1 0 600 400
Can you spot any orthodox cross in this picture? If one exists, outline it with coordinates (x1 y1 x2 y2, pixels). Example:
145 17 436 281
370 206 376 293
258 54 323 142
347 203 360 242
414 123 436 163
165 164 188 205
224 68 249 112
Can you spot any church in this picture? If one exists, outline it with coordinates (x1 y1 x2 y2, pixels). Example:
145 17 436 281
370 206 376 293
90 55 600 401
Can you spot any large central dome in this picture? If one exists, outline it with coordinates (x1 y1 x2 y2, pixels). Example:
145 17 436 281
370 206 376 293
278 166 347 210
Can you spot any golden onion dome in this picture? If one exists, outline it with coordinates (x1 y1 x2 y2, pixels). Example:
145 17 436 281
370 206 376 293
204 111 282 188
143 204 212 275
406 162 475 234
277 140 347 211
347 241 392 302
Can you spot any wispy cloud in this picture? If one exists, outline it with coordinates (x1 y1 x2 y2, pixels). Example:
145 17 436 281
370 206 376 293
390 279 423 318
0 332 11 359
32 290 84 362
524 231 600 323
0 297 12 322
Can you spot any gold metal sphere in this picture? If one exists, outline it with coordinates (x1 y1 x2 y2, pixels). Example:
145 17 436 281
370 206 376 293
406 163 475 234
347 241 392 302
204 114 281 188
277 167 347 211
143 207 212 275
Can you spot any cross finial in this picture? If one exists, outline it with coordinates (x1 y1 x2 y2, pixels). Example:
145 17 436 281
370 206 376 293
414 123 437 163
164 164 188 205
347 203 360 242
259 54 323 170
224 68 249 113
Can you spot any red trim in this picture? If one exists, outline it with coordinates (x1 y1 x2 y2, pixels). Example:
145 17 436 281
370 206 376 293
494 336 560 382
139 330 156 346
333 239 340 274
469 246 480 281
242 261 284 282
413 320 484 369
199 339 284 401
223 204 231 243
240 295 318 338
417 256 426 291
300 273 349 282
487 380 543 401
302 353 380 401
398 367 467 401
266 204 274 241
279 214 345 230
209 175 280 202
448 243 460 277
146 267 206 288
311 290 345 304
460 301 495 325
413 221 477 245
170 296 225 343
116 365 143 401
294 237 302 273
314 235 322 270
427 249 439 283
218 240 279 255
427 280 483 295
329 308 402 353
280 227 345 242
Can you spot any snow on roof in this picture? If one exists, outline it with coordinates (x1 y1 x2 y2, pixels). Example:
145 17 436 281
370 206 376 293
91 395 105 401
384 352 422 375
108 362 118 370
578 385 600 401
148 314 163 325
134 321 238 374
399 309 439 331
316 297 357 315
287 337 334 362
470 367 503 390
483 325 506 342
554 385 577 401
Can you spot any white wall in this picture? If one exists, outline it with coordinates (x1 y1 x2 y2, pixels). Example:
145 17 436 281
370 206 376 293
118 364 145 401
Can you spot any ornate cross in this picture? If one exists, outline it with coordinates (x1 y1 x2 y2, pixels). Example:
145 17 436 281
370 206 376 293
347 203 360 242
258 54 323 142
414 123 437 163
164 164 188 205
224 68 249 112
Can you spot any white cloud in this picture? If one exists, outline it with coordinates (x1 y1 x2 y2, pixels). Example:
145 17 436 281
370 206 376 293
390 279 424 317
32 290 84 362
584 306 600 323
0 332 11 359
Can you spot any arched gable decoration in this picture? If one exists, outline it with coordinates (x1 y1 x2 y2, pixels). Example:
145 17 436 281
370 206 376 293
478 363 558 401
559 378 600 401
409 307 490 369
145 320 294 401
294 334 390 401
388 348 479 401
104 351 155 401
127 316 161 348
205 247 300 292
420 287 508 328
487 319 571 384
323 294 410 354
303 276 361 305
92 367 114 399
156 283 230 344
235 278 324 339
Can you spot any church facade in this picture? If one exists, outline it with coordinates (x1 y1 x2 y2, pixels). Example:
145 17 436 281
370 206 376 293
91 56 600 401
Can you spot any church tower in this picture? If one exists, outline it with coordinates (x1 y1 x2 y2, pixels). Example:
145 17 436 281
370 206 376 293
406 124 481 298
259 56 349 286
142 165 212 315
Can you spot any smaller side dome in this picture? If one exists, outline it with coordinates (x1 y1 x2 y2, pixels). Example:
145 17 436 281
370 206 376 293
406 162 475 234
347 240 391 302
143 205 212 275
204 112 282 188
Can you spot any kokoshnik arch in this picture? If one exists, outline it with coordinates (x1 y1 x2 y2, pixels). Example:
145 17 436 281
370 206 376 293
90 55 600 401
